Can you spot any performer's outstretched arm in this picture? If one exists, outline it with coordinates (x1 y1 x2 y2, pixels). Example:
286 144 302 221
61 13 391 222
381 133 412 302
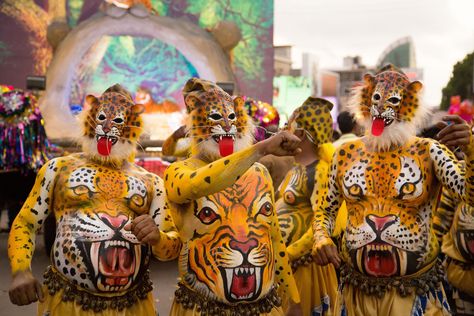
8 158 60 305
165 132 301 204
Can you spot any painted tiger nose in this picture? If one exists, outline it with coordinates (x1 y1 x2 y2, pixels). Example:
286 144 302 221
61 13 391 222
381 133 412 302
223 125 231 132
367 214 397 233
101 213 128 229
229 238 258 254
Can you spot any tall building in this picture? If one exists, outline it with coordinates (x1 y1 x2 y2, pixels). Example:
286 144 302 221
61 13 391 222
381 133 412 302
274 45 293 76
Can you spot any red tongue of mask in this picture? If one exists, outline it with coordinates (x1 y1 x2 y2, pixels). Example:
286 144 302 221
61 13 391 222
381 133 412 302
97 137 113 156
219 136 234 157
371 118 385 136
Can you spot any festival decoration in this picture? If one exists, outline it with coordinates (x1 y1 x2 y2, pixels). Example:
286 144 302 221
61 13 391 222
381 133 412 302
244 97 280 141
0 86 51 172
448 95 473 123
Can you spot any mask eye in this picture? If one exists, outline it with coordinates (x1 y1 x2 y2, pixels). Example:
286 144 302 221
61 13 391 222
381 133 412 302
388 97 401 105
196 207 220 224
228 113 236 120
209 113 223 121
113 117 124 124
258 201 273 216
372 93 381 101
97 113 106 121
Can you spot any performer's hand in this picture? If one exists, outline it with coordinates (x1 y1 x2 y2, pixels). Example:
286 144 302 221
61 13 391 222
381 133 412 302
9 270 44 306
172 125 188 140
257 131 301 157
312 238 341 268
124 215 161 246
285 301 303 316
436 115 472 150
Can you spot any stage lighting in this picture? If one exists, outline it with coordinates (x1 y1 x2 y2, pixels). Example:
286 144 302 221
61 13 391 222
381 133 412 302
26 76 46 91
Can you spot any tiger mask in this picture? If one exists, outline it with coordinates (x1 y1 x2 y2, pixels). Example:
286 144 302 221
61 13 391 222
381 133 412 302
178 165 275 303
183 78 253 161
349 64 426 150
81 84 144 164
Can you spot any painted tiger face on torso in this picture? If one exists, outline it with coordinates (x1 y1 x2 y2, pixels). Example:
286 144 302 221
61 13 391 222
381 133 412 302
453 203 474 261
175 164 276 304
334 138 444 277
276 162 316 247
50 154 157 293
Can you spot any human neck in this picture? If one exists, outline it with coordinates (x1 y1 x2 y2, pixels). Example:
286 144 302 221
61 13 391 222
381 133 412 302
295 141 318 166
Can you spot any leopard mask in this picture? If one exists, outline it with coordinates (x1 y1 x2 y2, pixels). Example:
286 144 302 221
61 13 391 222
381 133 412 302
81 84 144 166
183 78 253 161
348 64 426 150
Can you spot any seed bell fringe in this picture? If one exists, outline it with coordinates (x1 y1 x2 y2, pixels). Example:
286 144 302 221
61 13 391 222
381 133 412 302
339 259 445 298
175 283 282 316
290 252 314 271
43 266 153 312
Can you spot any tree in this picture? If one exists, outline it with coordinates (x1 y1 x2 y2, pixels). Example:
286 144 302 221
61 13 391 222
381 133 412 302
441 52 474 110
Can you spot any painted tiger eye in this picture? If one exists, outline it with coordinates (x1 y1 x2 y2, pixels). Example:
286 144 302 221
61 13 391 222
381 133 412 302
284 191 296 204
72 185 89 195
349 185 361 196
401 183 415 194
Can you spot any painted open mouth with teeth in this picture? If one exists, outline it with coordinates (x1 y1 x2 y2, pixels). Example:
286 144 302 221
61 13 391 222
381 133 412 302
96 135 118 145
219 265 263 302
372 115 394 127
457 230 474 260
356 242 401 277
371 116 394 136
212 133 236 143
81 239 141 292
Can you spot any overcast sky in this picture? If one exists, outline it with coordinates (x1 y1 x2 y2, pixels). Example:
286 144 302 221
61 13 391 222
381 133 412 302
274 0 474 107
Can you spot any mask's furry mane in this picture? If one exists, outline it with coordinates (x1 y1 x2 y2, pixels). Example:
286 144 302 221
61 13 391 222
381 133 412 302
189 116 255 161
347 77 430 151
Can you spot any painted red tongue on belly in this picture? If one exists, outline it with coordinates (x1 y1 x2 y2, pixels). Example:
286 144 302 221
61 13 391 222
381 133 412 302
219 136 234 157
371 118 385 136
97 137 113 156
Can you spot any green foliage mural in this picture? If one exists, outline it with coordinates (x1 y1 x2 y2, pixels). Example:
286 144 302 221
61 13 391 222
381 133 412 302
65 0 274 102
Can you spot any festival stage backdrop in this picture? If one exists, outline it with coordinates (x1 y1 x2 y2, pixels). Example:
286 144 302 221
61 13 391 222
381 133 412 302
0 0 274 114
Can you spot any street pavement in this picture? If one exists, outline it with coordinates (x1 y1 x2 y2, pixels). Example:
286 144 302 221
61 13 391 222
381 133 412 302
0 232 179 316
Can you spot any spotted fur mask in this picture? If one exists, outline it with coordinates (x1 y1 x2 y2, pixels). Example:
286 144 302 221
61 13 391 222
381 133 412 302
286 97 333 146
349 64 426 150
81 84 144 164
183 78 253 160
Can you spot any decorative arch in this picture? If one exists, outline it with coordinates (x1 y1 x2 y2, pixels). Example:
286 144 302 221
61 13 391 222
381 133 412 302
41 12 235 139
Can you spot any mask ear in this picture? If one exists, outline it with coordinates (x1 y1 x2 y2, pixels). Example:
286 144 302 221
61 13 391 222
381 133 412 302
363 73 375 86
407 81 423 93
85 95 99 110
185 95 200 113
132 103 145 114
234 96 248 124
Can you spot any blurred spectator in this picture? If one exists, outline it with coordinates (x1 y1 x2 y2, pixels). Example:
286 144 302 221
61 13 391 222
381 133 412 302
333 111 359 147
